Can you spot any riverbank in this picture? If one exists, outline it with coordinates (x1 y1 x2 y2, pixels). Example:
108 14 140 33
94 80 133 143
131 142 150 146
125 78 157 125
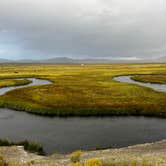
1 140 166 165
131 75 166 84
0 79 32 88
113 75 166 93
2 110 166 154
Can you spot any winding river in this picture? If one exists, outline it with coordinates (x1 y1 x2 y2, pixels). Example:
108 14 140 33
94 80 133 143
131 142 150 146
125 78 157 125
113 75 166 93
0 76 165 154
0 78 52 95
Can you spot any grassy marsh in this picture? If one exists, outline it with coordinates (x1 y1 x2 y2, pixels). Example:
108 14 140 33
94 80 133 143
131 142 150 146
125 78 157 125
0 79 32 88
131 75 166 84
0 63 165 117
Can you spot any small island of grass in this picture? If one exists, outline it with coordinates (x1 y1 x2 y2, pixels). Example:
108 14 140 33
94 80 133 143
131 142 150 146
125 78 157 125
131 75 166 84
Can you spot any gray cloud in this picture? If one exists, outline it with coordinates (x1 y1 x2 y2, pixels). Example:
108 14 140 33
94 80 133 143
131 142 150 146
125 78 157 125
0 0 166 60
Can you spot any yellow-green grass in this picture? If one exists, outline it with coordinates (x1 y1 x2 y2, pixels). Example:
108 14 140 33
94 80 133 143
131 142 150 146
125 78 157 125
131 75 166 84
0 79 32 88
0 63 165 117
73 158 151 166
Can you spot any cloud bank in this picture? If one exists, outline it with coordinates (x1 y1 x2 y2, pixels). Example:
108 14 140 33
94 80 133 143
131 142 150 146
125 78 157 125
0 0 166 60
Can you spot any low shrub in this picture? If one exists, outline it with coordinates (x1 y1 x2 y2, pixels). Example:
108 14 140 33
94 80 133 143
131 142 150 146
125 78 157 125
84 158 102 166
74 162 83 166
70 150 82 163
18 140 44 155
0 139 44 155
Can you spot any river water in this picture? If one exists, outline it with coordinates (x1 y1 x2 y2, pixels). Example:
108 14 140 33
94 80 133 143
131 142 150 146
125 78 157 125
0 77 165 154
113 75 166 93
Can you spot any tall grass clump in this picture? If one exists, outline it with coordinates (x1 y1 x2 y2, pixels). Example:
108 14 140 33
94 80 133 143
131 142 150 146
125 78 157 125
0 155 5 166
70 150 82 163
84 158 102 166
0 139 44 155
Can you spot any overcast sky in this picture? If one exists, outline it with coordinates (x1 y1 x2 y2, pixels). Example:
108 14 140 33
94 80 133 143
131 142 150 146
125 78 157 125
0 0 166 60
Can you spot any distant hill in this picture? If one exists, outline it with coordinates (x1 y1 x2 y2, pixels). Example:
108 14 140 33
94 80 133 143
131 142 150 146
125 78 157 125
17 59 38 63
0 58 13 63
0 56 166 64
156 56 166 62
16 57 114 64
44 57 74 63
43 57 114 64
41 57 166 64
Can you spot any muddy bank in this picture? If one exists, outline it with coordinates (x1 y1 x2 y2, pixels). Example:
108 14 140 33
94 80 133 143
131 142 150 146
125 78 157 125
1 140 166 165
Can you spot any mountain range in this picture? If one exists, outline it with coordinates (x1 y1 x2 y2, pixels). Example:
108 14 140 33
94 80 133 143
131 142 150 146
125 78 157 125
0 58 14 63
0 56 166 64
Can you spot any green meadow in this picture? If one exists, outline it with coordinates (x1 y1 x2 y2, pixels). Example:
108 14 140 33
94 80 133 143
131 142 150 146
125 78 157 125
0 63 165 117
